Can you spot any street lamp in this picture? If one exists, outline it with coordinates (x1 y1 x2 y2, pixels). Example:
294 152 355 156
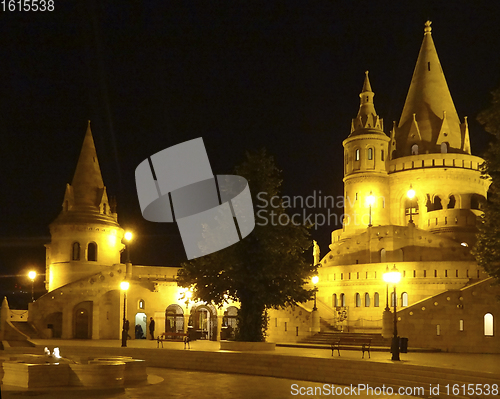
312 275 319 311
407 186 416 224
28 271 37 302
120 280 130 347
124 231 133 263
366 191 375 227
383 265 402 361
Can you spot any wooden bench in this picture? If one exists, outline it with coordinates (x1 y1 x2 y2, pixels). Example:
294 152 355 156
157 332 189 348
331 338 372 359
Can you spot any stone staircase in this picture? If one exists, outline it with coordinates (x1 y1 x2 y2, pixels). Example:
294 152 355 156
10 321 42 339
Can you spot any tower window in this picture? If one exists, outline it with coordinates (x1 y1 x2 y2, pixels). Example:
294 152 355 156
332 294 337 307
87 242 97 262
340 293 346 307
364 293 370 307
441 142 448 153
448 195 456 209
401 292 408 307
484 313 494 336
411 144 419 155
355 149 360 161
355 293 361 307
428 62 431 71
381 150 384 161
72 242 80 261
374 292 380 307
368 148 373 160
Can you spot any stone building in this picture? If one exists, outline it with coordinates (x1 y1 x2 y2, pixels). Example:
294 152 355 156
306 21 499 352
28 123 237 341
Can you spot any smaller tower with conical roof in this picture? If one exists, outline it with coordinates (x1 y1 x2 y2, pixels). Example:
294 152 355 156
342 72 391 235
45 122 125 291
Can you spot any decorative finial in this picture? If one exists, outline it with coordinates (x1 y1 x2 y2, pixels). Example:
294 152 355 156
424 20 432 35
87 120 91 129
365 70 369 76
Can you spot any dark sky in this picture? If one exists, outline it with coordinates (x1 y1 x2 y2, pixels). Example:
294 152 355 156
1 1 500 303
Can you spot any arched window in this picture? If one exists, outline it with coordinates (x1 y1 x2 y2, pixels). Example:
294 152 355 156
401 292 408 307
355 293 361 307
441 142 448 154
433 196 443 210
411 144 418 155
484 313 494 336
448 195 456 209
355 149 360 161
72 242 80 261
374 292 380 307
368 148 373 160
138 299 145 310
364 293 370 307
471 194 482 210
332 294 338 307
340 293 346 307
87 242 97 262
380 248 386 262
391 292 396 307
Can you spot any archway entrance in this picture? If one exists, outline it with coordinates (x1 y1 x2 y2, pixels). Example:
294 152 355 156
45 312 62 338
191 304 217 341
135 312 147 339
74 301 92 339
165 304 184 333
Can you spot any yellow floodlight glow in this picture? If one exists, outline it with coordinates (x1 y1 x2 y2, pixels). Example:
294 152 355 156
28 271 37 281
407 186 416 200
185 290 193 299
312 275 319 285
124 231 133 242
383 266 401 284
366 192 375 207
120 281 130 291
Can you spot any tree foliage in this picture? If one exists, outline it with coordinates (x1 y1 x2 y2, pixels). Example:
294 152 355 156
472 88 500 282
177 149 316 341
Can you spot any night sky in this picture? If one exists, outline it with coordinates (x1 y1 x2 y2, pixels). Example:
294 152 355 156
1 1 500 306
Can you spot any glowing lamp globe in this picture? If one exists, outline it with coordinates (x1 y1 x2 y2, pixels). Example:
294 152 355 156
312 276 319 285
124 231 133 242
407 187 416 199
120 281 130 291
28 271 37 281
383 266 401 284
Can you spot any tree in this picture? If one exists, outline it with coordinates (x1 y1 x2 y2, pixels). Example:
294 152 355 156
472 88 500 282
177 149 317 341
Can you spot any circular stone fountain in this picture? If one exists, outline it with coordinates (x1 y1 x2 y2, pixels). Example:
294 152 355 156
2 347 147 389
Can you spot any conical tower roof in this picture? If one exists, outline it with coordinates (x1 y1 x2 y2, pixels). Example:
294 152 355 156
72 121 105 209
395 21 468 157
52 122 119 226
349 71 385 136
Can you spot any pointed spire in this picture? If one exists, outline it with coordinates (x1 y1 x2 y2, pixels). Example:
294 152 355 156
350 71 384 135
71 121 105 209
396 21 463 155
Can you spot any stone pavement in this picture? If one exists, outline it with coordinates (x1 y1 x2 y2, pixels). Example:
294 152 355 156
1 339 499 398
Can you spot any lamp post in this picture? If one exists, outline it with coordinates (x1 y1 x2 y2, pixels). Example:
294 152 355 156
383 265 402 361
407 186 416 224
124 231 133 263
366 191 375 227
312 275 319 311
28 271 37 302
384 266 390 311
120 281 130 347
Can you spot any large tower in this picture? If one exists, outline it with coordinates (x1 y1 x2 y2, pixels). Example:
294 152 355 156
45 122 125 291
342 72 391 235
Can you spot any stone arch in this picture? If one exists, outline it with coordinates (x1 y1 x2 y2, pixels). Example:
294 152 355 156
191 304 218 341
73 301 93 339
165 304 184 333
448 195 456 209
433 196 443 210
411 144 418 155
72 242 80 261
484 313 494 336
87 242 97 261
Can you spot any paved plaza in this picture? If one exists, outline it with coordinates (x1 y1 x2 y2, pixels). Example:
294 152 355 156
1 339 499 398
